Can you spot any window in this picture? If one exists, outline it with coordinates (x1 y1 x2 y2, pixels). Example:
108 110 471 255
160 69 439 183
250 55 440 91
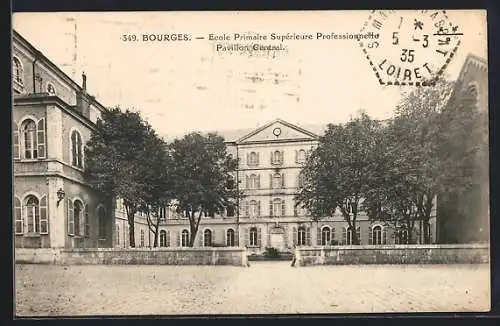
14 197 22 234
116 225 120 247
203 229 212 247
46 83 56 95
226 229 235 246
343 226 361 245
181 229 190 247
372 225 383 245
67 198 86 236
73 200 83 236
140 229 145 247
22 120 37 159
271 198 285 217
19 118 46 160
298 226 307 246
160 230 169 247
13 121 20 159
465 83 479 99
248 151 259 166
68 198 90 237
12 56 24 85
98 206 106 240
296 149 307 164
297 173 305 188
159 206 167 221
226 204 235 217
272 173 284 189
25 195 39 233
271 150 283 165
395 229 409 244
249 200 260 217
321 226 331 246
249 227 258 246
21 194 48 235
71 130 83 168
248 174 260 189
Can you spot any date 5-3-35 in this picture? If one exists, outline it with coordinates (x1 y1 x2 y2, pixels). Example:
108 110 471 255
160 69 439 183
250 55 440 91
121 33 192 42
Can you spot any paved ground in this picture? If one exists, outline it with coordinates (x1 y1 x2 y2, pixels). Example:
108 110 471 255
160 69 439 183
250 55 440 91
15 262 490 316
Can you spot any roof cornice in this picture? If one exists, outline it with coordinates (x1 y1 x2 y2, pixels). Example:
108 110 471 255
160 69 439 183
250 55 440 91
14 94 98 132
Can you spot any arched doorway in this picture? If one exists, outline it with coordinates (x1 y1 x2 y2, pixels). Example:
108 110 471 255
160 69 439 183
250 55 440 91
269 226 285 251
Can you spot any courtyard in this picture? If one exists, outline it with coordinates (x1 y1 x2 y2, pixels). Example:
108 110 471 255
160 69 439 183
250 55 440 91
15 262 490 316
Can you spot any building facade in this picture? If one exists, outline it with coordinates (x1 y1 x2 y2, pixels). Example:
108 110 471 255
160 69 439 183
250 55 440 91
12 30 115 249
148 119 437 254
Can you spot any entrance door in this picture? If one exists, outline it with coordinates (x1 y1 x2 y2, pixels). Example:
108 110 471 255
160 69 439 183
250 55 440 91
270 233 285 251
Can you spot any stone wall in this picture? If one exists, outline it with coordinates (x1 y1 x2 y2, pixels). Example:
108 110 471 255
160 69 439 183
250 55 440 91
295 244 489 266
15 247 248 266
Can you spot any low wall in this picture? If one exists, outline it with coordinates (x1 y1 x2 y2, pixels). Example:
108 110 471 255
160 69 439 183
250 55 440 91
15 247 248 266
295 244 489 266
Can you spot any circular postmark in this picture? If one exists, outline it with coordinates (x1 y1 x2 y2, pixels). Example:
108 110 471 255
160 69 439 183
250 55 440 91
359 10 463 86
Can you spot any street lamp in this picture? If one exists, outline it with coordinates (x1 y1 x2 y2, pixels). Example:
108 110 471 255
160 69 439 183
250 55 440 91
56 188 65 206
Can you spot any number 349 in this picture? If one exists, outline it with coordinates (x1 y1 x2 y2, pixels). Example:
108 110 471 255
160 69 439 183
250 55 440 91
400 49 415 63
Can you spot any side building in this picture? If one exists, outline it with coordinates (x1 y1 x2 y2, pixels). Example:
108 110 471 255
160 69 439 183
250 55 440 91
437 53 489 243
12 30 119 249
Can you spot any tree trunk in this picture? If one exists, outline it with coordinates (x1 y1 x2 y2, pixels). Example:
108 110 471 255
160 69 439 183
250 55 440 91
128 219 135 248
423 220 431 244
189 209 203 247
125 205 136 248
351 211 359 245
153 217 161 247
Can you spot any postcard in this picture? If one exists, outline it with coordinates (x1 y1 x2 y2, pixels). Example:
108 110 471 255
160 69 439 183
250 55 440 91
12 10 489 316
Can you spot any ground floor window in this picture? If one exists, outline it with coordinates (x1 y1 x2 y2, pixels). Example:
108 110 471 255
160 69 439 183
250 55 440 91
321 226 331 245
159 230 169 247
369 225 387 245
140 229 145 247
249 227 258 246
395 229 409 244
116 225 120 247
98 206 106 240
343 226 361 245
181 229 189 247
226 228 235 246
298 227 306 246
20 194 48 235
203 229 212 247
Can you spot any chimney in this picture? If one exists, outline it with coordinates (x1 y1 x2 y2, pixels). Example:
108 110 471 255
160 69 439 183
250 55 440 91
75 71 91 118
82 71 87 91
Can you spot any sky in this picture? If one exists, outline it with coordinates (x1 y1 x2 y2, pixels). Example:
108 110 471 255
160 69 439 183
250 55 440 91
12 10 487 139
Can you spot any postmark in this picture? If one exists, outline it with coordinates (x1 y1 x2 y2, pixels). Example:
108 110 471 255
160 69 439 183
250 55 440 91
359 10 463 86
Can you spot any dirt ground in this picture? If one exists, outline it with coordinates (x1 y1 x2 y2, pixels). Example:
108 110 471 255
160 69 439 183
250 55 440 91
15 262 490 316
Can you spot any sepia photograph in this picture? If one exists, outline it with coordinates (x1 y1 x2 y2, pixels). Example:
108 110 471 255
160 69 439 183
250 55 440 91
11 10 490 316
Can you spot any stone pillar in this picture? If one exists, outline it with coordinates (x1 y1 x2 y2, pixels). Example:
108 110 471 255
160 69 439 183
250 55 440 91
48 176 65 248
